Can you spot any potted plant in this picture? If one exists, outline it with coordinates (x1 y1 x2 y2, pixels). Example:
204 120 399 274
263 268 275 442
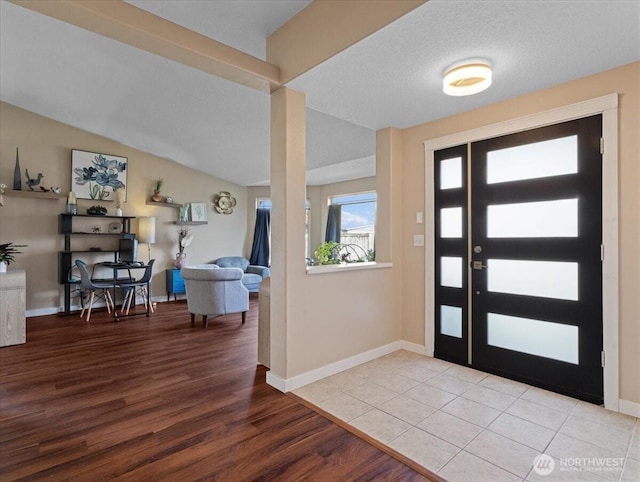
151 179 163 202
312 241 370 265
0 242 27 273
87 205 108 215
313 241 341 265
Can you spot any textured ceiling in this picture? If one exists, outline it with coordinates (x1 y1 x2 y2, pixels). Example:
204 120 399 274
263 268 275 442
289 0 640 130
1 0 638 187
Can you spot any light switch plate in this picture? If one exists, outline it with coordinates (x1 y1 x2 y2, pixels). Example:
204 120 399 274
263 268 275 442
416 211 423 224
413 234 425 246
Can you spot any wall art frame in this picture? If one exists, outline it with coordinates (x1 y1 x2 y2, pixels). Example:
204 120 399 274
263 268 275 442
189 202 208 222
71 149 128 201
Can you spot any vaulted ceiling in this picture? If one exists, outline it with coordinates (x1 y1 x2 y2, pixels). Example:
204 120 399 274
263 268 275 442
1 0 638 186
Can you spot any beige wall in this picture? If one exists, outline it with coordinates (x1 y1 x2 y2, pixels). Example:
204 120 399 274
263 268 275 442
282 128 403 378
401 62 640 403
0 102 248 314
270 87 404 380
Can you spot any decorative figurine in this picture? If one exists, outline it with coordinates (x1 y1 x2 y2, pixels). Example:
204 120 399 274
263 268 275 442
24 169 44 191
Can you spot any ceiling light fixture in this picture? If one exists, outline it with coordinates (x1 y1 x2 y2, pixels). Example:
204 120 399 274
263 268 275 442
443 62 492 96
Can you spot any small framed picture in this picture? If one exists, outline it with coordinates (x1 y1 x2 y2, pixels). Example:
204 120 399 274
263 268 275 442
108 221 122 233
190 202 207 222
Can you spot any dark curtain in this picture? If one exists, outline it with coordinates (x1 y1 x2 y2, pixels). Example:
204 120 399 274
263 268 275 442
325 205 341 243
249 208 270 266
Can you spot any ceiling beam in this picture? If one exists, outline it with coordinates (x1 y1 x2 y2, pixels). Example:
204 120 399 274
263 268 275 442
267 0 427 84
11 0 282 93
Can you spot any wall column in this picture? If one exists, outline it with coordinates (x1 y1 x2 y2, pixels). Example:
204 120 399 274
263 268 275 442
268 87 306 384
376 127 403 263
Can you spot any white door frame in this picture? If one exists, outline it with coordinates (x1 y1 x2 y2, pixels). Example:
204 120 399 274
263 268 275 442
424 94 619 410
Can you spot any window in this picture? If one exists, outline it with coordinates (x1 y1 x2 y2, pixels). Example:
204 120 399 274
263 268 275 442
255 198 311 260
328 191 376 260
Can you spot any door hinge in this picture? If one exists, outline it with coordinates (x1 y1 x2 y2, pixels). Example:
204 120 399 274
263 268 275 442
600 137 604 155
601 351 605 368
601 244 604 261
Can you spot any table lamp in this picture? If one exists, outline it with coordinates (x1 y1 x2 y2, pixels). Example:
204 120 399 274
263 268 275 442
137 216 156 262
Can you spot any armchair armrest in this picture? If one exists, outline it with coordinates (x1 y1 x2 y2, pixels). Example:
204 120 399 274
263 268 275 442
247 265 270 279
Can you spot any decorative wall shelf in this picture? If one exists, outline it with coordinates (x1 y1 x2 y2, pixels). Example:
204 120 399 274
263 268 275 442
175 221 207 226
146 201 207 225
146 200 183 209
6 189 64 200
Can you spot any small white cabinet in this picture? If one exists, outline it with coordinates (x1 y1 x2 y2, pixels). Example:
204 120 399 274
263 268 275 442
0 270 26 347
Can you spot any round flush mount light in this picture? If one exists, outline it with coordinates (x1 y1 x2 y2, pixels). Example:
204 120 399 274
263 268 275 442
443 62 492 96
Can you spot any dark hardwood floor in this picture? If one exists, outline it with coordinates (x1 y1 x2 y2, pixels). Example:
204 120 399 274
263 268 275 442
1 297 430 481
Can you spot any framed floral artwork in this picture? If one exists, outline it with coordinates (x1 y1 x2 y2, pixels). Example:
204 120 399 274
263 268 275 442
71 149 128 201
189 202 207 222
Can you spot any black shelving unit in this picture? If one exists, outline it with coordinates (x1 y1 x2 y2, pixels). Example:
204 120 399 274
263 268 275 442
59 214 136 315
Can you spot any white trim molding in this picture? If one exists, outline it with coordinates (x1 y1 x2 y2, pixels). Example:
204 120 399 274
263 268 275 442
266 341 402 392
402 340 426 355
618 399 640 418
306 262 392 275
424 94 620 411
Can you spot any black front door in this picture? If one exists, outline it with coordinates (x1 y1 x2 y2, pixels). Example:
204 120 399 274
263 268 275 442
434 115 603 403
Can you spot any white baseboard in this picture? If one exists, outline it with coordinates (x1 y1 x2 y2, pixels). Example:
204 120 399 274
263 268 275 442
27 296 166 319
619 398 640 418
26 307 60 317
402 341 426 355
266 340 403 393
266 371 287 392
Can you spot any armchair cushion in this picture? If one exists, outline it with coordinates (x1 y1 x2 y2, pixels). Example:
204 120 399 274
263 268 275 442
214 256 270 293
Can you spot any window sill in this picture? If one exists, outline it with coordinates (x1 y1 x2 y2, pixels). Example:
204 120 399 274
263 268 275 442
306 261 392 275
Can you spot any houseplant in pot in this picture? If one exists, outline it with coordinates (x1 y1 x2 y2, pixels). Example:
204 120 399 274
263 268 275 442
151 179 163 202
0 242 27 273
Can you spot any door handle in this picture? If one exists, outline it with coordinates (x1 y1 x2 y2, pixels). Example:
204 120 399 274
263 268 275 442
471 260 487 270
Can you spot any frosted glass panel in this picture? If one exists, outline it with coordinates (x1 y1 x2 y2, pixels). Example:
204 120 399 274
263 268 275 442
487 136 577 184
488 259 578 300
440 305 462 338
441 207 463 238
488 313 579 364
441 257 463 288
440 157 462 189
488 199 578 238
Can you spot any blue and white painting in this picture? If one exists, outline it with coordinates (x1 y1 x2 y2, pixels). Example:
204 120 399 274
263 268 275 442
72 149 127 201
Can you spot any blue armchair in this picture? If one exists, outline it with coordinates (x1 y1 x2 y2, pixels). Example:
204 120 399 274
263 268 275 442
213 256 270 293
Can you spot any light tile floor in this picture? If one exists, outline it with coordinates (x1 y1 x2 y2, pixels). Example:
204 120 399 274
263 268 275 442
293 351 640 482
